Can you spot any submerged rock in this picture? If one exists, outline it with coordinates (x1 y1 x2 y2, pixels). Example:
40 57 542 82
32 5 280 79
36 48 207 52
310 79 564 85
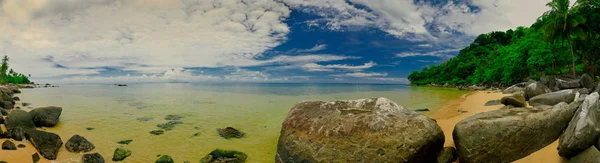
529 89 576 106
112 148 132 161
29 106 62 127
200 149 247 163
2 140 16 150
65 134 95 153
136 117 153 121
26 130 63 160
437 147 458 163
150 130 164 135
157 121 182 131
500 94 527 107
156 155 174 163
524 82 551 100
217 127 244 139
117 140 133 145
558 93 600 158
32 153 40 163
276 97 444 163
453 102 579 163
164 114 183 120
83 153 105 163
414 108 430 112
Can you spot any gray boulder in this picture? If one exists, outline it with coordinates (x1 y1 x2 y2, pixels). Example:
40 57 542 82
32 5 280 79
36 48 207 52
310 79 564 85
453 102 579 163
529 89 576 106
580 74 595 91
541 76 560 91
484 100 501 106
569 146 600 163
437 147 458 163
29 106 62 127
524 82 551 100
4 110 36 141
65 134 95 153
26 130 63 160
276 97 445 163
502 82 531 94
557 78 582 90
500 94 527 107
558 93 600 158
83 153 105 163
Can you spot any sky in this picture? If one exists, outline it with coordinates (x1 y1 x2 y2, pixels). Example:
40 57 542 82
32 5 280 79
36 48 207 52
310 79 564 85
0 0 552 84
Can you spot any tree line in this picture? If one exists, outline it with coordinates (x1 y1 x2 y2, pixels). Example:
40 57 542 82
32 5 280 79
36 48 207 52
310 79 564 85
1 56 31 84
408 0 600 86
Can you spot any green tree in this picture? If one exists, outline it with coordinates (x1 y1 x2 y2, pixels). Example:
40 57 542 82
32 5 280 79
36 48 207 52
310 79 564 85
540 0 586 76
0 56 9 84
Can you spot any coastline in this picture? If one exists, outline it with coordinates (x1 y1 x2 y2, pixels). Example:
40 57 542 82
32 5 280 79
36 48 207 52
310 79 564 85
431 90 567 163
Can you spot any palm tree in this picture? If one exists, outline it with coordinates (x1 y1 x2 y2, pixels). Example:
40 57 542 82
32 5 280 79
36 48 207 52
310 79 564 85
540 0 586 77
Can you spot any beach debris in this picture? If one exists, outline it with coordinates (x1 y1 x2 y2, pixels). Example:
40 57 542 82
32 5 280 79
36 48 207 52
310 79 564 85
200 149 247 163
27 130 63 160
157 121 183 131
414 108 430 112
32 153 40 163
118 140 133 145
453 102 579 162
437 147 458 163
483 100 501 106
155 155 174 163
217 127 244 139
65 134 95 153
29 106 62 127
83 153 105 163
112 147 132 161
164 114 183 120
150 130 164 135
137 117 153 121
2 140 16 150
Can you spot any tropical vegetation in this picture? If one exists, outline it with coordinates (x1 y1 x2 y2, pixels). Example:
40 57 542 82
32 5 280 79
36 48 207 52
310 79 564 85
0 55 31 84
408 0 600 86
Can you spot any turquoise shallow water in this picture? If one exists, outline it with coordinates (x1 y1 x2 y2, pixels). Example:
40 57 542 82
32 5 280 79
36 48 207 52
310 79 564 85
16 83 466 162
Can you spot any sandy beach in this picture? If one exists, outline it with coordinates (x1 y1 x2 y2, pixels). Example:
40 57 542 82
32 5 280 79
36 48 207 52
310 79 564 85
431 91 567 163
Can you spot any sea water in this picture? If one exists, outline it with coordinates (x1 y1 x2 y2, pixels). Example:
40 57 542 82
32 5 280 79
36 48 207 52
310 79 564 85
16 83 465 162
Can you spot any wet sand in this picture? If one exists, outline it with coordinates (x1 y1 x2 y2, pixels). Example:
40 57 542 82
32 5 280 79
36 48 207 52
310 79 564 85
431 91 567 163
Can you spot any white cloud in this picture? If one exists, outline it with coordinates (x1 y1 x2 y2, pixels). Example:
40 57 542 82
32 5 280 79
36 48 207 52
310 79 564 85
57 68 220 83
302 61 375 72
223 68 287 82
395 48 461 58
331 72 387 77
367 77 409 84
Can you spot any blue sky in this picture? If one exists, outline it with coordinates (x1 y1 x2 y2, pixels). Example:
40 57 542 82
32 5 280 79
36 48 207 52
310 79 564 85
0 0 550 84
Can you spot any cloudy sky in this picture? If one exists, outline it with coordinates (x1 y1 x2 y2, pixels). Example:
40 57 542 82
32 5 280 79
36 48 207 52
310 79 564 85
0 0 550 84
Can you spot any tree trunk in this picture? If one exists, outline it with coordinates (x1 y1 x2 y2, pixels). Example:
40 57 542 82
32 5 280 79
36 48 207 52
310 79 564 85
568 34 576 77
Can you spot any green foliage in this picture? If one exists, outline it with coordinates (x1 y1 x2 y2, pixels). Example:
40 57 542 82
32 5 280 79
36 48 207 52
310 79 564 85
0 55 31 84
409 0 600 86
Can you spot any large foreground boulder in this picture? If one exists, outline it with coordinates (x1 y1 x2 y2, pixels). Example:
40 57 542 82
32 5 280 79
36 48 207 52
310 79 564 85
29 106 62 127
26 130 63 160
529 89 576 106
4 110 36 140
500 94 527 107
276 97 444 163
453 102 580 163
558 93 600 158
524 82 551 100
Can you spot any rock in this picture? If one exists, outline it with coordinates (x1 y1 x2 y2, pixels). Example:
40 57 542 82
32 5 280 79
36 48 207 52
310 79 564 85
568 146 600 163
0 108 7 116
12 96 19 101
117 140 133 145
2 101 13 110
112 148 132 161
65 134 95 153
529 89 576 106
558 93 600 158
200 149 247 163
578 88 591 95
150 130 164 135
83 153 105 163
25 130 63 160
484 100 501 106
29 106 62 127
164 114 183 120
453 102 579 163
524 82 551 100
1 93 13 103
32 153 40 163
156 155 174 163
276 97 445 163
86 127 95 131
22 102 31 107
557 78 582 89
541 76 560 91
5 109 36 140
580 74 595 90
157 121 182 131
437 147 458 163
414 108 430 112
2 140 16 150
217 127 244 139
502 82 530 94
457 109 468 113
17 144 25 148
500 94 527 107
137 117 153 121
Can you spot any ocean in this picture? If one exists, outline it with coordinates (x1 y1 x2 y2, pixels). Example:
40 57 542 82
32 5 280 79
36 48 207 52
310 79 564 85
16 83 466 162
